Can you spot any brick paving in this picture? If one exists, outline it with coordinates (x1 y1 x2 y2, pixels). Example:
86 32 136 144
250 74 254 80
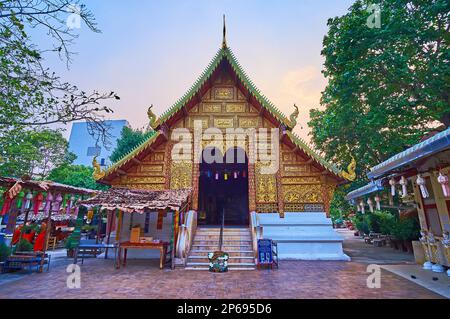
0 258 443 299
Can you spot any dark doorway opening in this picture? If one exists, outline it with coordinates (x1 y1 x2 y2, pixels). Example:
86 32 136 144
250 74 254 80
198 147 249 226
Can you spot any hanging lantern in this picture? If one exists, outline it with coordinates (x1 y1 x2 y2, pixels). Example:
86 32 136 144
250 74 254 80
399 176 408 198
16 191 25 210
33 192 44 215
66 195 75 215
224 173 228 181
374 195 381 211
359 200 365 214
234 171 238 179
87 209 94 224
207 171 211 178
367 198 374 213
44 192 53 215
53 193 63 212
416 174 429 198
356 202 361 212
24 192 33 210
437 172 450 197
389 178 396 196
215 172 219 180
1 191 12 216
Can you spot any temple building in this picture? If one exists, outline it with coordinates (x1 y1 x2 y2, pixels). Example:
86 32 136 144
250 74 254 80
94 24 353 265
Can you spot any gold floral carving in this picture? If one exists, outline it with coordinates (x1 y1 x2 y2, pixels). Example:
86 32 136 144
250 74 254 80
141 165 164 173
226 103 246 113
238 118 258 128
189 117 209 129
123 177 166 184
170 160 193 190
282 177 320 184
255 162 277 203
123 184 165 191
203 103 222 113
214 87 233 100
214 118 234 129
283 184 322 203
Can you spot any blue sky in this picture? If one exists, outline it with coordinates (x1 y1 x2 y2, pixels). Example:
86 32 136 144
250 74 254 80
38 0 355 141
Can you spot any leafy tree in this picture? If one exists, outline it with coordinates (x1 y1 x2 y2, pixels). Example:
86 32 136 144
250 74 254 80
47 163 108 190
0 128 75 179
0 0 119 145
110 127 153 163
309 0 449 175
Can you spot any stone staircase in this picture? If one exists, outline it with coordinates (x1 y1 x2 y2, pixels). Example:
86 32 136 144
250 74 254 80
185 227 256 270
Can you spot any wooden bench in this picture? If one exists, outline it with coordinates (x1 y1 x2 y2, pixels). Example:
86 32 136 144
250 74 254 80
2 252 51 273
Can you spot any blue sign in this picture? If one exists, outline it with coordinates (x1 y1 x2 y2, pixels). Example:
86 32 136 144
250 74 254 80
258 239 273 264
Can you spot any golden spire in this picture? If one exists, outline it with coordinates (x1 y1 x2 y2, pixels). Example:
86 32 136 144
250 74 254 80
222 14 227 48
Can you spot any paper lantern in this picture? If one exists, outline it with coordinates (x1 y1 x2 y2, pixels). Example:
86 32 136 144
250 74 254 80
374 195 381 210
399 176 408 198
389 178 396 196
437 172 450 197
416 174 429 198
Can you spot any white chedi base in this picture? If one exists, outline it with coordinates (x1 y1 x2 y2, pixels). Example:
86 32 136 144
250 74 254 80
256 212 350 261
423 261 433 270
431 263 445 273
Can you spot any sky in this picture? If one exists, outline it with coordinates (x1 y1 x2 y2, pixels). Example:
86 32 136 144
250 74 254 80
37 0 356 142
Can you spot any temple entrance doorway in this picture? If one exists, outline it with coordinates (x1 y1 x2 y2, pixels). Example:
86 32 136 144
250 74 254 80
198 147 249 226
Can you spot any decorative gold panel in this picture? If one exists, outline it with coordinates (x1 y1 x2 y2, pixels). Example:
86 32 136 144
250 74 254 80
141 165 164 173
256 203 279 213
226 103 246 113
170 160 193 190
189 117 210 129
214 87 233 100
238 118 258 128
283 184 322 203
255 162 277 203
203 103 222 113
189 105 199 113
284 203 324 212
282 177 320 184
214 118 234 129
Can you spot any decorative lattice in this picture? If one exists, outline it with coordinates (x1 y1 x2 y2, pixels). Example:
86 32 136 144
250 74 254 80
256 203 279 213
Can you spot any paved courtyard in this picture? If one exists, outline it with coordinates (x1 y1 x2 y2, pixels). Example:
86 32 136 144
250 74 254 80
0 230 445 299
0 258 443 299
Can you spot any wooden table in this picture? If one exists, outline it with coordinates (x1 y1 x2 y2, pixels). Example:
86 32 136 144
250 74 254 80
117 241 169 270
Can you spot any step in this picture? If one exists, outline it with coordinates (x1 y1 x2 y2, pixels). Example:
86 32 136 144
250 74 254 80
190 250 254 254
188 257 255 263
186 262 256 267
193 236 252 241
184 267 256 271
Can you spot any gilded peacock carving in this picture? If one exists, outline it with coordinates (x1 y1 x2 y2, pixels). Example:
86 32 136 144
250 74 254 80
92 156 105 180
341 155 357 181
289 104 299 128
147 104 160 130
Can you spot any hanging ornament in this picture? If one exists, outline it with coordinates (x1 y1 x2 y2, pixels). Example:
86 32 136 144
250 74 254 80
24 192 33 210
399 176 408 198
66 195 75 215
359 200 365 214
242 170 247 178
1 191 12 216
389 178 396 196
16 191 25 210
224 173 228 181
367 198 374 213
207 171 211 178
87 209 94 224
437 172 450 197
53 193 63 212
215 172 219 180
374 195 381 211
356 202 361 212
33 192 44 215
44 192 53 215
234 171 238 179
416 174 429 198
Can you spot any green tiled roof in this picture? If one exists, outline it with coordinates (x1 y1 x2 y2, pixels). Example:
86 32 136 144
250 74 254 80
101 130 159 178
158 47 292 127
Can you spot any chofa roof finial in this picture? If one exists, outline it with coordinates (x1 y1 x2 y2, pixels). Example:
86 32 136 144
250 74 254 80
222 14 227 48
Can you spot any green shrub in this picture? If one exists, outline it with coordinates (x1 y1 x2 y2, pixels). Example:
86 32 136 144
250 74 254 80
0 242 11 262
391 217 420 241
14 239 34 253
374 211 396 235
351 213 370 235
